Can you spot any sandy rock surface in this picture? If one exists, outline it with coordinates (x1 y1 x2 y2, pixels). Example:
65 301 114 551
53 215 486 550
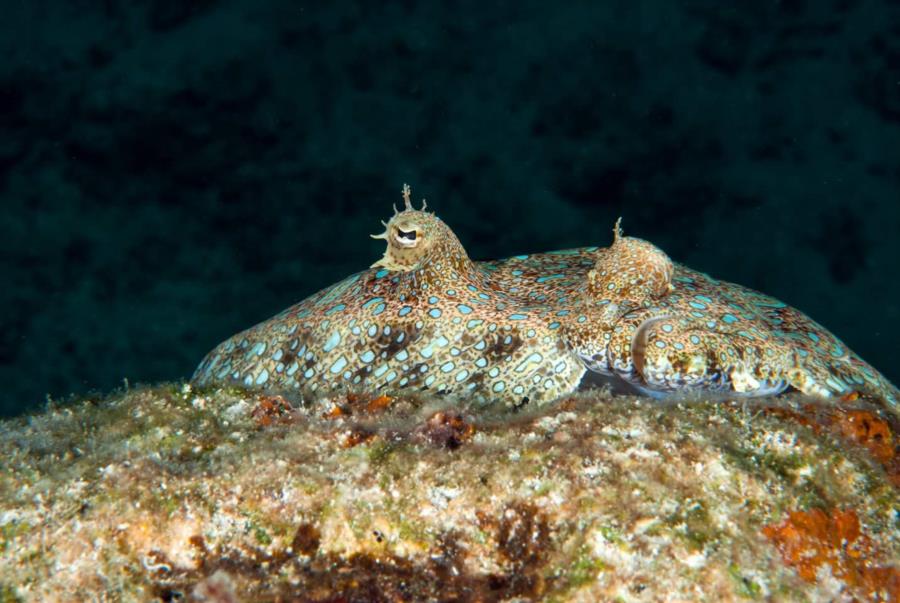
0 385 897 601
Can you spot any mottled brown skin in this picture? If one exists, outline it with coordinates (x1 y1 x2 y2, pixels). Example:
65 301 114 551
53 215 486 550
564 224 900 411
192 187 587 407
194 187 899 415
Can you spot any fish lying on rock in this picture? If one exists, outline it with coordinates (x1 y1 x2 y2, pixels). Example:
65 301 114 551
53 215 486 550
192 186 899 414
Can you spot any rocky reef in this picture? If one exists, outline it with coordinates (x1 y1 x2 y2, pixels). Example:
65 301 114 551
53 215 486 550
1 386 898 601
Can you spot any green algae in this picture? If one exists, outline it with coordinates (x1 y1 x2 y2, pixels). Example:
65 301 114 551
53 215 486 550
727 564 763 599
566 546 608 588
0 584 23 603
365 439 403 465
597 524 623 544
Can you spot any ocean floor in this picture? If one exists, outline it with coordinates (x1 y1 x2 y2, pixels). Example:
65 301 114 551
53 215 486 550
0 385 898 601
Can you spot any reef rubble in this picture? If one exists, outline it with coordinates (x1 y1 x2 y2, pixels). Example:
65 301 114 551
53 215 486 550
0 385 897 601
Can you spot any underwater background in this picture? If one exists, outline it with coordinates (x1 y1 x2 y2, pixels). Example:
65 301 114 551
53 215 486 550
1 0 898 416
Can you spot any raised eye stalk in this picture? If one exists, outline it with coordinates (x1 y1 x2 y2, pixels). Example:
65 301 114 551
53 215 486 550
369 185 476 288
586 218 674 303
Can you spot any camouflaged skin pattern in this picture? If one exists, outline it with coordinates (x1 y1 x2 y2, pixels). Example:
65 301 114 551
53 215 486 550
192 188 592 407
563 225 899 409
193 187 899 413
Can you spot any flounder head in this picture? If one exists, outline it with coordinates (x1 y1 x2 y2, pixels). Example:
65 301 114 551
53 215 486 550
587 218 674 303
370 184 469 273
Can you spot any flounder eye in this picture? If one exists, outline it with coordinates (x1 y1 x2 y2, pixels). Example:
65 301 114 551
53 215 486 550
393 226 419 248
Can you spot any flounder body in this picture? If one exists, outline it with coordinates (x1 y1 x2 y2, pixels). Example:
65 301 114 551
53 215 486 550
192 187 590 406
562 221 899 410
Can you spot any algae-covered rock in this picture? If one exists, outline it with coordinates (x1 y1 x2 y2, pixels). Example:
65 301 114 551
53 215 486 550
0 385 897 601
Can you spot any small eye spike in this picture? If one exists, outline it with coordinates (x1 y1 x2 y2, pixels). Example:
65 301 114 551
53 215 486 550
402 183 413 210
370 231 388 240
421 198 428 211
613 217 624 242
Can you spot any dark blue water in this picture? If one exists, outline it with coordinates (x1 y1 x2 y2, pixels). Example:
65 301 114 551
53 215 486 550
2 1 898 416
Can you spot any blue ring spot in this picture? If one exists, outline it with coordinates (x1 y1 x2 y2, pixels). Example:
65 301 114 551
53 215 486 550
324 304 346 316
329 356 348 374
537 274 564 283
756 300 787 308
363 297 384 309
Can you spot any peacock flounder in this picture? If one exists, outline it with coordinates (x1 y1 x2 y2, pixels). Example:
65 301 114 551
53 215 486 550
193 186 899 415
